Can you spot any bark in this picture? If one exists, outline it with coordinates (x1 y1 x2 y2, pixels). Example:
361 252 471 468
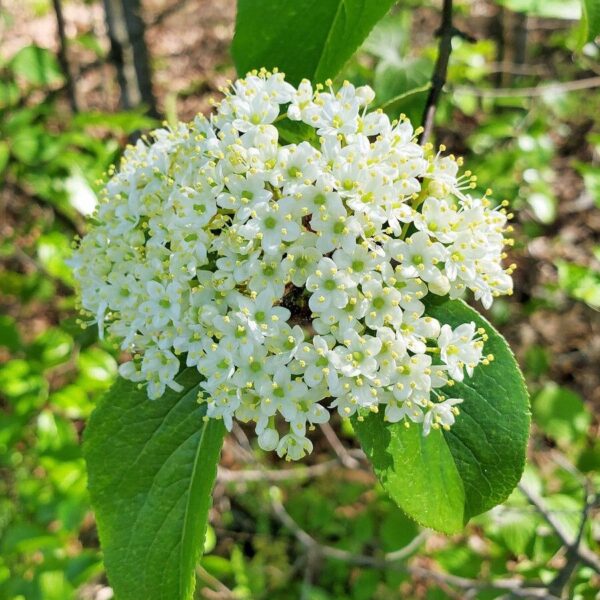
103 0 158 117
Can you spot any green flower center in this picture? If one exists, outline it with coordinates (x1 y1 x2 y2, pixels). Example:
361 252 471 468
316 356 328 368
296 256 308 268
352 351 365 363
372 297 385 310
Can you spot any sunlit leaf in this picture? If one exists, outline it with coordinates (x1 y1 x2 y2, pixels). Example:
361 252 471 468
354 298 530 533
10 45 64 87
232 0 397 84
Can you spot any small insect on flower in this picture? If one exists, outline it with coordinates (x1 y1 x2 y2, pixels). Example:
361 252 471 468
71 70 514 459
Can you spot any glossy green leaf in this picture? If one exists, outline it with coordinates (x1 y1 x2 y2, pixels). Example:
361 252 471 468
232 0 396 85
426 297 530 519
354 298 529 533
84 368 225 600
354 415 465 533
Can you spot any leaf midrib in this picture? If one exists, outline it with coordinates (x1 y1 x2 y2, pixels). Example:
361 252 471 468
178 413 210 598
314 0 346 79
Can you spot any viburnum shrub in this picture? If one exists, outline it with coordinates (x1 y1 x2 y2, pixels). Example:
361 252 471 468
76 71 529 600
73 71 515 459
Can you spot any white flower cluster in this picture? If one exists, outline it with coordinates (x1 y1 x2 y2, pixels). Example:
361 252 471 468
71 70 515 460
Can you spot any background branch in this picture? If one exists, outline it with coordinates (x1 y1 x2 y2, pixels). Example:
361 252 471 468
270 487 557 598
51 0 78 112
519 482 600 575
419 0 455 145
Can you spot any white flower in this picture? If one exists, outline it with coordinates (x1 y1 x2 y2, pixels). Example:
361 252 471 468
141 347 182 399
304 81 361 137
235 290 291 340
277 433 313 461
332 243 386 284
413 196 459 243
283 238 323 287
239 201 301 253
258 427 280 451
437 322 484 381
306 258 354 313
388 231 447 283
197 340 235 390
361 278 403 329
384 397 424 424
72 71 514 459
287 79 315 121
332 329 382 379
423 398 463 435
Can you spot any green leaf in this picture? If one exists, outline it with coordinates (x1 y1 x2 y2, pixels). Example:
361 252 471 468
0 315 21 353
581 0 600 43
232 0 397 85
533 382 591 444
495 510 537 555
354 297 529 533
10 45 64 87
84 368 226 600
354 416 465 533
495 0 581 19
0 141 9 177
275 118 319 145
556 260 600 309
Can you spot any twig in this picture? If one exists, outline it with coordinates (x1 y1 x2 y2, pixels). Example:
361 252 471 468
196 565 236 599
300 552 316 600
270 487 556 598
493 4 505 88
549 449 588 484
549 481 596 596
51 0 78 112
270 487 427 566
147 0 190 28
319 422 360 468
513 11 528 76
452 76 600 98
519 482 600 575
230 422 255 461
485 62 549 76
372 83 432 113
219 461 340 483
218 450 367 483
419 0 455 145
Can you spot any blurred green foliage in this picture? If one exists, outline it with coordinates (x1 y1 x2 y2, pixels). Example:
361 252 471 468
1 0 599 598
